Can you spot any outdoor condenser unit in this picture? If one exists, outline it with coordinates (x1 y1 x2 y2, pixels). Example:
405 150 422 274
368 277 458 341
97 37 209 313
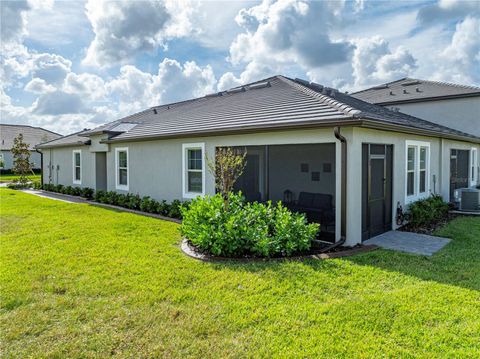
459 188 480 212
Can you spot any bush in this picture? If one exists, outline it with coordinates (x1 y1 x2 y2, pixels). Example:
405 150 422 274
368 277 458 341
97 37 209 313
80 187 94 199
405 194 449 228
180 192 319 257
33 181 42 190
169 199 184 219
7 182 30 189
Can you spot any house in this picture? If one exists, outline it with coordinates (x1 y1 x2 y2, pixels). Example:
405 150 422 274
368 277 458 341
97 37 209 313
351 78 480 136
36 76 480 246
0 124 61 170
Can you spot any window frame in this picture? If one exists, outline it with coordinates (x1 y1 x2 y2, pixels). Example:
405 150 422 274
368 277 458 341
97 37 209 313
72 150 81 184
405 140 430 203
182 142 205 199
115 147 129 191
471 147 478 186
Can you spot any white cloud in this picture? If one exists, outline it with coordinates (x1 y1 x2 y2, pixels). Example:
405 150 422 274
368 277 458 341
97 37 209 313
431 16 480 84
33 91 89 115
24 78 56 94
351 36 417 89
417 0 480 26
0 0 30 44
31 53 72 85
83 0 201 67
108 58 216 115
64 72 106 101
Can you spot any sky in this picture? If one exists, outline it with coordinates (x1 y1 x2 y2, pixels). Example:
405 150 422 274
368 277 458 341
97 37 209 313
1 0 479 135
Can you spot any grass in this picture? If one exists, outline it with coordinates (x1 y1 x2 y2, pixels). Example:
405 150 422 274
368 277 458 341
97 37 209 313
1 189 479 358
0 173 41 183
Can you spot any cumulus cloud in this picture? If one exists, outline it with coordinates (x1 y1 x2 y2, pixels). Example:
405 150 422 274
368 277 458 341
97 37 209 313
31 53 72 85
0 0 30 44
24 78 56 94
108 58 216 114
64 72 106 101
33 91 89 115
351 36 417 89
417 0 480 26
221 0 353 89
83 0 198 67
432 16 480 84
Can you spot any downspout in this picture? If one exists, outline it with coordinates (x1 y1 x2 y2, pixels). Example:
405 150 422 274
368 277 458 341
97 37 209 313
333 126 347 246
35 148 43 187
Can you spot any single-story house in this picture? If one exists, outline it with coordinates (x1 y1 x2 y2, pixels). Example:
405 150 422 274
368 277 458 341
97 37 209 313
1 124 61 170
351 78 480 137
37 76 480 246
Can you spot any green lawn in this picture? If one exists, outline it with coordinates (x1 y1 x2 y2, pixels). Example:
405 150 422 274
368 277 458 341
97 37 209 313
0 173 41 183
1 189 479 358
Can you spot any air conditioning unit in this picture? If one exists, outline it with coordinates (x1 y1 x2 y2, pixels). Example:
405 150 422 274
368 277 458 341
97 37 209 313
458 188 480 212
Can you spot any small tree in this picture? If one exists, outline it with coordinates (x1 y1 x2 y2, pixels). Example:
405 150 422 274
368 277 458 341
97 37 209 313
207 147 247 207
11 133 33 185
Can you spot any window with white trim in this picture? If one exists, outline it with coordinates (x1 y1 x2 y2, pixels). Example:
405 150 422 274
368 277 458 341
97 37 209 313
471 147 478 186
73 150 81 184
182 143 205 198
116 148 129 190
405 141 430 201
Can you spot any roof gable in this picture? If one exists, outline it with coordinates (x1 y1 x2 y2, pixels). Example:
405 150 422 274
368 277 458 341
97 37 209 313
0 124 61 150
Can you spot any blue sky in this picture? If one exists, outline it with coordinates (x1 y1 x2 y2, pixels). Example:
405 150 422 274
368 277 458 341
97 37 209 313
1 0 479 134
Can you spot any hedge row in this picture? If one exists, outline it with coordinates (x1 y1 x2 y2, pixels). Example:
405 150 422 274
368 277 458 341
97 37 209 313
42 184 186 219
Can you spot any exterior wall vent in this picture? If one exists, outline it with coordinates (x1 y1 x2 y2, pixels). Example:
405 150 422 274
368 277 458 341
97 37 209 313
402 80 421 86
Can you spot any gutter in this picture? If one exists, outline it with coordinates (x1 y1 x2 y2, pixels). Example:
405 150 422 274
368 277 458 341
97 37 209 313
35 148 43 186
333 126 347 248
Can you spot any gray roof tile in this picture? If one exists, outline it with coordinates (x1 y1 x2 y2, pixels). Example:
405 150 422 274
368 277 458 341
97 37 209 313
1 124 60 150
39 75 480 148
351 77 480 104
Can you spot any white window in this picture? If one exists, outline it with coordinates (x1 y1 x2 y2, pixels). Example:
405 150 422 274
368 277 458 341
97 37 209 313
72 150 81 184
405 141 430 202
115 148 129 190
182 143 205 198
471 147 478 186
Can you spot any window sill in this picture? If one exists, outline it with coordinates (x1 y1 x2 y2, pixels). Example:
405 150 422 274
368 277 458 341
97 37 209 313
116 185 129 191
73 180 81 185
405 192 429 204
183 191 204 199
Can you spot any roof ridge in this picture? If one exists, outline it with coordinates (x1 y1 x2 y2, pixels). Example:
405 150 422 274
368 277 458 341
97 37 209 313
0 123 61 136
419 78 480 90
278 76 361 116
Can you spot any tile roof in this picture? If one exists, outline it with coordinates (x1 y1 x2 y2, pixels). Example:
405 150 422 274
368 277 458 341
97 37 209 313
1 124 60 150
38 75 480 148
351 77 480 105
36 130 90 149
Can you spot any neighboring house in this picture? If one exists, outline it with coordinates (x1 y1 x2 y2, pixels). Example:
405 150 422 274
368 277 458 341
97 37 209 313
351 78 480 136
0 124 61 170
37 76 480 246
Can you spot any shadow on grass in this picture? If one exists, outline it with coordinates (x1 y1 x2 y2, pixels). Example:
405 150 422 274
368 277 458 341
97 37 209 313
207 216 480 292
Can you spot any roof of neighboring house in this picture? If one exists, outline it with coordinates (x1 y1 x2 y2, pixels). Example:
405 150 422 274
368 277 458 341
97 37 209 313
36 130 91 149
351 77 480 105
1 124 61 150
38 75 480 149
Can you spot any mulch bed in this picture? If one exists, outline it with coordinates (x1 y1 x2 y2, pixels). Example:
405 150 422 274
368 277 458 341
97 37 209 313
399 213 460 235
181 239 378 262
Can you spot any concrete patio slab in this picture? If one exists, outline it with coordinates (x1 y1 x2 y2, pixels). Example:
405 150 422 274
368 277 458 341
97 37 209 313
363 231 451 256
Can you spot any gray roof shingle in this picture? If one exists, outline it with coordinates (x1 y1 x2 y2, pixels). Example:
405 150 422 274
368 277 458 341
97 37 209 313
351 77 480 105
38 75 480 148
1 124 60 150
36 130 91 149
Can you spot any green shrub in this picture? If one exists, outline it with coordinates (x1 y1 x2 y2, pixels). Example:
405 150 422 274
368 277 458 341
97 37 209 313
33 181 42 190
155 200 170 216
140 196 158 213
72 187 82 196
169 200 183 219
81 187 94 199
55 184 64 193
405 194 449 228
7 182 29 189
180 192 319 257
